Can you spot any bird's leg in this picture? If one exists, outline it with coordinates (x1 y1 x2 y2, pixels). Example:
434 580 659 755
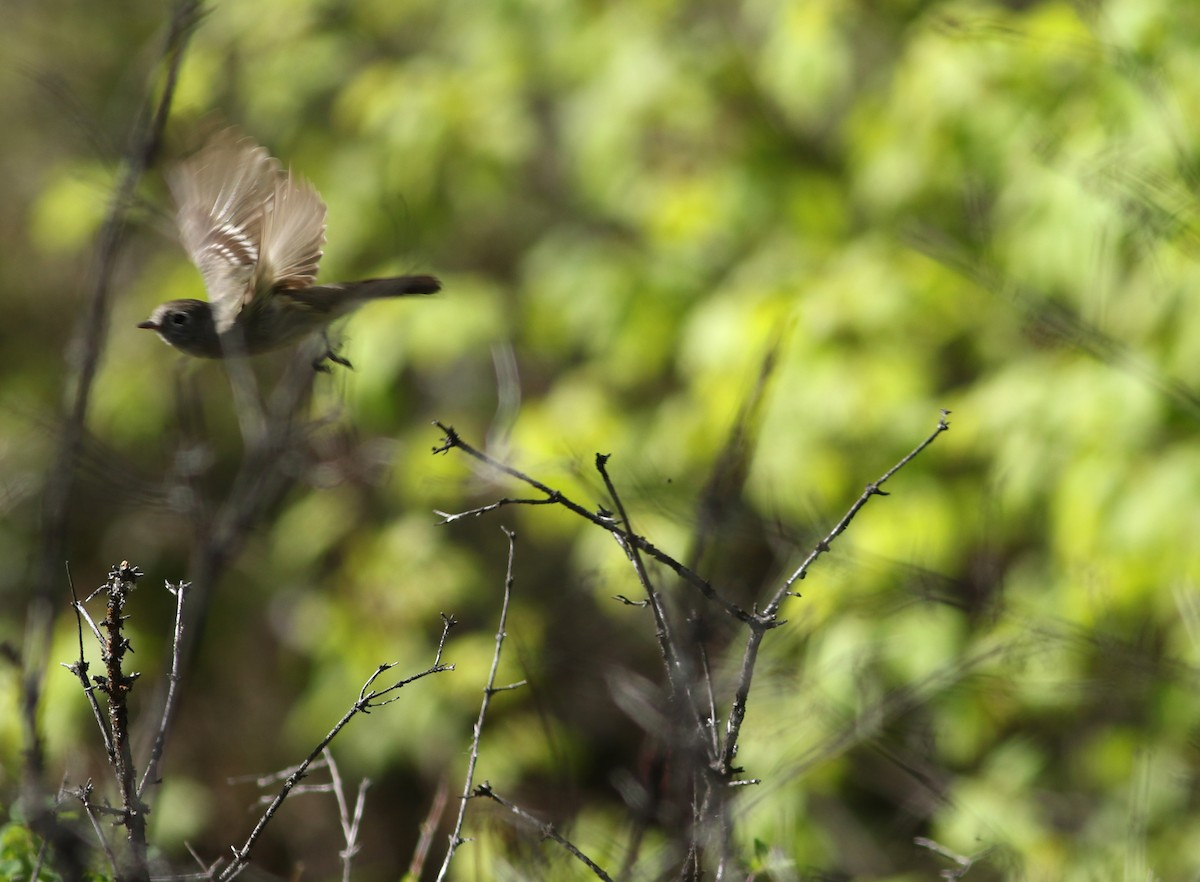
312 332 354 372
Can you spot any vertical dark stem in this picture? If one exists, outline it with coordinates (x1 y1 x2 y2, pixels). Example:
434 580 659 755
97 562 150 882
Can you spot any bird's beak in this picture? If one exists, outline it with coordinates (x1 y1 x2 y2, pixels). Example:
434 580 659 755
137 319 159 331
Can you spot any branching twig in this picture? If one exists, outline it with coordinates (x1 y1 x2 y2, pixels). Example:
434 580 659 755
96 562 150 880
322 749 368 882
434 497 558 522
436 527 521 882
717 412 952 777
768 411 954 615
216 621 455 881
75 781 120 878
596 453 722 868
472 782 614 882
65 563 153 881
177 349 322 664
432 422 753 623
595 454 681 683
64 572 113 762
433 413 950 875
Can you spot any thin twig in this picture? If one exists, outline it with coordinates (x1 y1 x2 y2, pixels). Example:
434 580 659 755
717 412 951 777
472 782 614 882
64 572 113 761
768 411 953 615
596 454 719 869
436 527 520 882
408 777 451 881
184 841 220 881
75 781 120 877
139 580 191 798
322 749 368 882
434 497 558 522
914 835 991 880
29 835 50 882
432 422 753 623
696 635 720 757
176 349 320 667
217 626 454 881
594 453 685 696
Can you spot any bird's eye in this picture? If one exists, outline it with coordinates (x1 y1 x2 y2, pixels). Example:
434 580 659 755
169 311 190 326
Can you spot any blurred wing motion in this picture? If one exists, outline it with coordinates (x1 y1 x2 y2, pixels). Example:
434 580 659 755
257 168 326 294
169 129 327 333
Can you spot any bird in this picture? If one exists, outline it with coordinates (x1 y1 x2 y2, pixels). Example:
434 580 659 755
138 128 440 368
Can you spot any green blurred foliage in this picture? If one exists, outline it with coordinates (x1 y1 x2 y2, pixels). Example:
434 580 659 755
4 0 1200 878
1 819 61 882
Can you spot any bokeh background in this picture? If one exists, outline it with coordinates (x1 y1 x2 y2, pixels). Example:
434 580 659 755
4 0 1200 879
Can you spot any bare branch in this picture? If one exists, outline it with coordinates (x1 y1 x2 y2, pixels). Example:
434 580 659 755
768 411 953 614
64 570 113 761
472 782 614 882
408 777 451 881
915 835 995 880
93 562 151 881
74 781 120 878
217 638 453 881
436 527 521 882
322 749 369 882
718 412 952 777
139 581 192 798
595 453 685 693
432 422 753 622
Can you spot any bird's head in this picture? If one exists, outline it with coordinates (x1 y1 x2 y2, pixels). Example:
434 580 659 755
137 299 222 358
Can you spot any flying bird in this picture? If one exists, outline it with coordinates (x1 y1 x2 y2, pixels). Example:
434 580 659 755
139 129 439 367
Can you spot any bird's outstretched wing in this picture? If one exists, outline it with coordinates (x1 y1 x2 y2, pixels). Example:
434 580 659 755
256 168 326 296
169 129 327 334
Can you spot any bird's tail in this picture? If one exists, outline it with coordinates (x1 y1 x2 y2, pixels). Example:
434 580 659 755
344 275 442 299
